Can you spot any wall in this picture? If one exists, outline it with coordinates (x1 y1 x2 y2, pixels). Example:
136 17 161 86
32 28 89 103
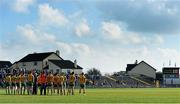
74 69 83 74
62 69 82 74
48 61 61 73
48 61 82 74
43 53 62 68
17 61 43 71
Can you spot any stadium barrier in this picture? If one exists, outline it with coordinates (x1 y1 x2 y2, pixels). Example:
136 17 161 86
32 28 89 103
130 76 151 86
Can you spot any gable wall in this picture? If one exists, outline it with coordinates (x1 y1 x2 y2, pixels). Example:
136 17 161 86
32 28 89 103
48 61 82 74
43 53 62 68
48 61 61 73
128 62 156 79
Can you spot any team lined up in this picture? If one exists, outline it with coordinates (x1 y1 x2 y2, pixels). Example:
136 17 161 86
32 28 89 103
4 71 86 95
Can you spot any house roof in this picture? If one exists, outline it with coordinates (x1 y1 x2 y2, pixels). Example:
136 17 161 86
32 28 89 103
0 61 12 69
136 61 156 71
126 61 156 72
126 64 138 72
140 61 156 71
18 52 63 62
49 60 83 69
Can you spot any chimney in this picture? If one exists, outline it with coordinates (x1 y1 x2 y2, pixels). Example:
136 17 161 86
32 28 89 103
74 59 77 68
135 60 138 64
56 50 60 56
169 60 171 66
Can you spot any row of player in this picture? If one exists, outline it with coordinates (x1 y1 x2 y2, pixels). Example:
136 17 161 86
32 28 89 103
4 71 87 95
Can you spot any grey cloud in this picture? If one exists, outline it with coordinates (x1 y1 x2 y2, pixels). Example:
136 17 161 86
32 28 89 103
96 0 180 34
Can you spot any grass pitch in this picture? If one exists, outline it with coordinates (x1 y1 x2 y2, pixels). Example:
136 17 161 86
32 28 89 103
0 88 180 103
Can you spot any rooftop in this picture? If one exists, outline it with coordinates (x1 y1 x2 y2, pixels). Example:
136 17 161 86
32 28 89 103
0 61 12 69
18 52 63 62
49 60 83 69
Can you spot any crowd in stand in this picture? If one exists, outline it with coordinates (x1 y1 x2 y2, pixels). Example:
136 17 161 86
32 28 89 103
92 75 153 88
3 71 86 95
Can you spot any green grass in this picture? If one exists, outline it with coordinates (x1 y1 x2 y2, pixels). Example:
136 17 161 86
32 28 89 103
0 88 180 103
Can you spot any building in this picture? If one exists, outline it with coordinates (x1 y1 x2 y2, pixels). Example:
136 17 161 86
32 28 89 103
48 60 82 74
12 51 83 74
162 67 180 85
156 72 163 81
0 61 12 78
126 61 156 79
0 61 12 70
12 51 62 72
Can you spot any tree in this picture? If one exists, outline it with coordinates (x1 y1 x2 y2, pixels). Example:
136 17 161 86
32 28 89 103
86 68 101 80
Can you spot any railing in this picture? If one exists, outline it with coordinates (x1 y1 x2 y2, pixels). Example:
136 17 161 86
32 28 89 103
130 76 151 86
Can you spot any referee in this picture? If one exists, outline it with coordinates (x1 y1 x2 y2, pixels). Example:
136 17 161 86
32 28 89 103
39 71 46 95
32 72 38 95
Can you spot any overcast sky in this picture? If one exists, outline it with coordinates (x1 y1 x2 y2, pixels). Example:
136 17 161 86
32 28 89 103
0 0 180 74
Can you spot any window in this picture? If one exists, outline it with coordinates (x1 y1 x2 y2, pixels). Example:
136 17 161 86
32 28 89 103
67 70 70 74
56 69 59 73
46 61 48 66
34 61 37 66
23 62 26 66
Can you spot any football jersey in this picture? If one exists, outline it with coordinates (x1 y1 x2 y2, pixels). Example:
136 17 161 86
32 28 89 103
59 76 64 84
69 75 75 83
28 74 33 82
79 75 86 84
5 76 11 82
16 75 21 83
46 74 54 83
53 75 59 85
11 75 16 83
19 75 26 82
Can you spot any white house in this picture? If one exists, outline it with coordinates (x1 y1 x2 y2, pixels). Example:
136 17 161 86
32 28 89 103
126 61 156 79
48 60 82 74
12 51 83 74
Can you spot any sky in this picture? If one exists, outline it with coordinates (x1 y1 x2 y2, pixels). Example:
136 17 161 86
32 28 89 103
0 0 180 74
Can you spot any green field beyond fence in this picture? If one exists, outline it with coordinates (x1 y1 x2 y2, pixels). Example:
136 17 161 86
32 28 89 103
0 88 180 103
